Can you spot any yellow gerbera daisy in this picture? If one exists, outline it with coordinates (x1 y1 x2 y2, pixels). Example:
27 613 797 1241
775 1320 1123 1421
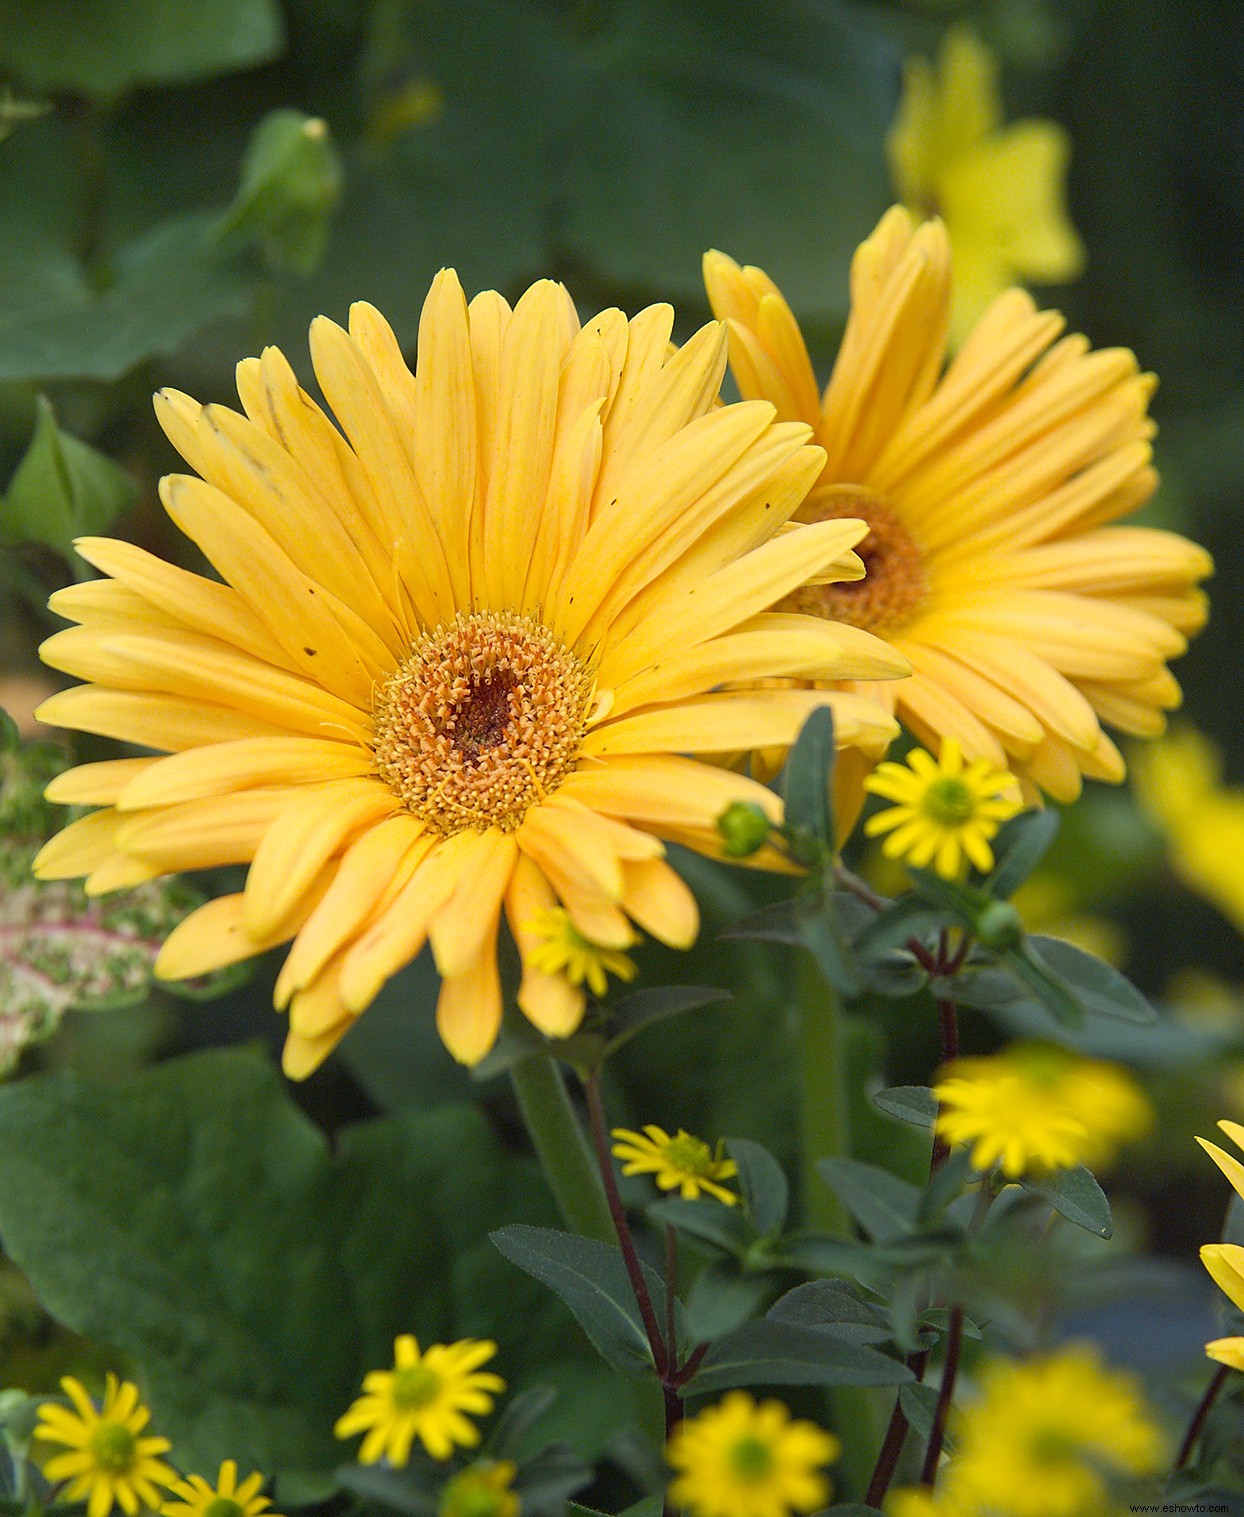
665 1391 839 1517
863 738 1022 877
887 25 1085 345
611 1124 739 1204
704 208 1211 807
35 1374 177 1517
334 1335 504 1465
33 275 907 1075
934 1043 1152 1178
162 1460 280 1517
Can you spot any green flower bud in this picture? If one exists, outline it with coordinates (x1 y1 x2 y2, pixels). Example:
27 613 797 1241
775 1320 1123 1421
974 898 1023 950
717 801 771 858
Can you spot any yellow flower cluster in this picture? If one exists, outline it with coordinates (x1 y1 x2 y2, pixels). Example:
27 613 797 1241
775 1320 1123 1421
33 1377 278 1517
889 1346 1166 1517
934 1042 1153 1178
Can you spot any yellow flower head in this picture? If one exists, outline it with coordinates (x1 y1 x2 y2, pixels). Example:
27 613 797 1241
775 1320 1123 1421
438 1460 520 1517
934 1042 1152 1178
524 906 637 999
34 275 909 1077
162 1460 280 1517
703 211 1210 814
905 1346 1165 1517
335 1335 504 1465
612 1124 739 1204
666 1391 838 1517
887 25 1085 345
34 1374 177 1517
864 738 1022 878
1132 725 1244 939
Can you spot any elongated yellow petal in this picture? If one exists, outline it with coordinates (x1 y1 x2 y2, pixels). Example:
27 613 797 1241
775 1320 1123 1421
505 854 586 1038
32 809 123 879
156 891 313 980
116 737 375 810
428 831 518 979
1202 1243 1244 1314
244 779 399 939
621 859 698 948
45 758 159 806
1199 1136 1244 1207
35 687 291 751
115 789 291 870
436 940 503 1066
560 756 782 830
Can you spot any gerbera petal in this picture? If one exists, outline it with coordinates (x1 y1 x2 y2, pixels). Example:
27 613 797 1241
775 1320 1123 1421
115 737 375 811
115 789 292 871
560 755 782 831
35 686 292 750
427 830 519 979
436 938 503 1066
620 858 698 948
506 855 587 1037
45 758 160 807
156 888 322 982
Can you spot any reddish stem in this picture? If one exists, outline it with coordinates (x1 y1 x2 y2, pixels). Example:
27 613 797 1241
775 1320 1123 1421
1176 1362 1230 1470
920 1307 964 1486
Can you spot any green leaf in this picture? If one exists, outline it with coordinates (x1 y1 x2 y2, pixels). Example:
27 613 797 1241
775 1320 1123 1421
719 897 802 945
0 854 242 1072
0 0 284 97
765 1280 889 1345
725 1138 787 1236
781 707 836 862
686 1318 910 1393
1022 1164 1113 1239
647 1197 751 1256
897 1382 942 1442
1025 936 1157 1025
556 0 897 320
602 985 731 1059
684 1261 770 1343
0 205 258 383
871 1086 937 1129
0 1054 576 1483
984 809 1061 900
906 869 988 932
2 398 136 561
512 1445 594 1515
998 940 1085 1029
221 110 342 276
335 1465 437 1517
773 1234 885 1284
815 1159 922 1243
852 895 941 958
799 896 863 998
489 1225 664 1374
483 1384 558 1460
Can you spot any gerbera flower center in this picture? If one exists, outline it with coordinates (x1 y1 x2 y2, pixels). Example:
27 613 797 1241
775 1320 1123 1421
89 1422 137 1473
203 1499 245 1517
727 1434 777 1482
372 611 594 835
664 1133 715 1176
779 485 927 636
391 1364 442 1410
920 776 977 827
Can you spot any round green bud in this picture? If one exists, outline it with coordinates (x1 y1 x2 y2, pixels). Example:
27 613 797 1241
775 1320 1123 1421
974 899 1023 950
716 801 772 858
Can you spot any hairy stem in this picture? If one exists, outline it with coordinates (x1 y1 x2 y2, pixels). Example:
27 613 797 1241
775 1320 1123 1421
509 1050 613 1244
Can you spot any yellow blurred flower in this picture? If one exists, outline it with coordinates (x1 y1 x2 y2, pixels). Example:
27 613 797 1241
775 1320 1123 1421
891 1346 1165 1517
34 1375 177 1517
612 1124 739 1204
887 26 1084 345
934 1042 1152 1178
864 738 1022 877
162 1460 280 1517
1132 725 1244 937
703 211 1209 812
335 1335 504 1464
666 1391 839 1517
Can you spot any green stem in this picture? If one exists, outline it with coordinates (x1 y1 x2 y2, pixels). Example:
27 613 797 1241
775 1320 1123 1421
796 955 850 1234
796 955 880 1497
509 1050 613 1244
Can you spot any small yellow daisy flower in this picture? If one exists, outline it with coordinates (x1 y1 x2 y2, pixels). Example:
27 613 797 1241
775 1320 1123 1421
335 1335 504 1464
887 25 1085 344
896 1347 1165 1517
934 1044 1151 1178
35 1374 177 1517
666 1391 839 1517
438 1460 520 1517
524 906 637 1000
863 739 1022 878
612 1125 739 1204
161 1460 280 1517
